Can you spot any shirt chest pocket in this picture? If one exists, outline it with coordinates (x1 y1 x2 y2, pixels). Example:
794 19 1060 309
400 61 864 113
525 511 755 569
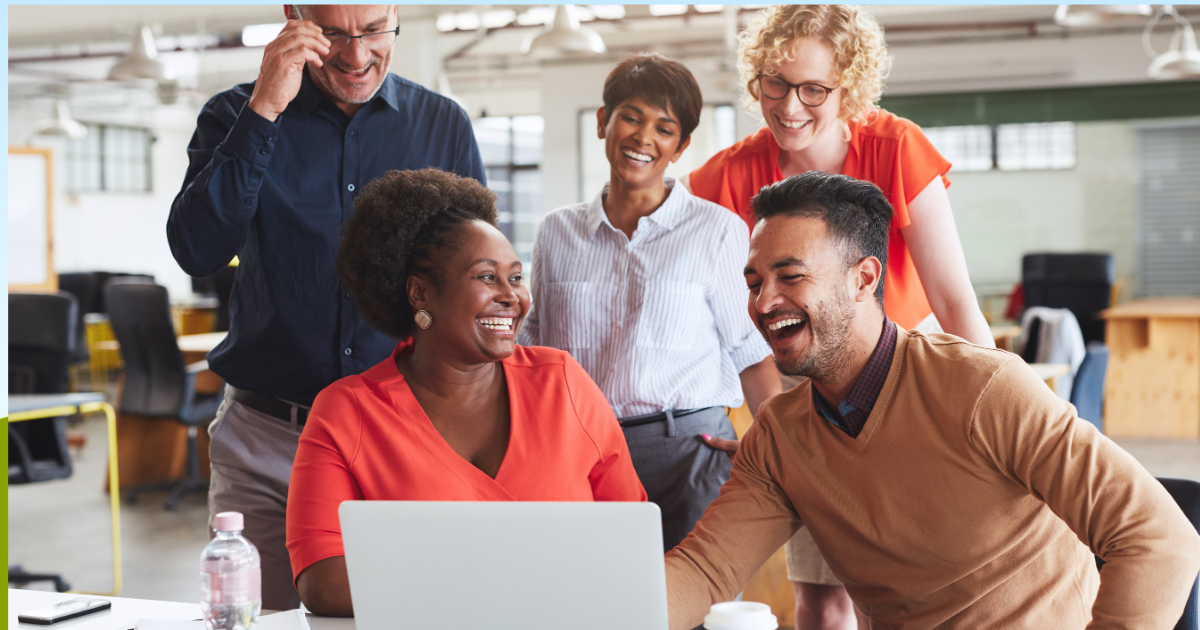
541 282 600 349
636 281 707 351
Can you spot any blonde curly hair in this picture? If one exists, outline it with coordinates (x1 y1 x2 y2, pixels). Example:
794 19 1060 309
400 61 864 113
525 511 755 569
738 5 891 122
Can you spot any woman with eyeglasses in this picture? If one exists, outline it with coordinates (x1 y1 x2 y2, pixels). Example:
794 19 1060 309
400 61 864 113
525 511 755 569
686 5 995 630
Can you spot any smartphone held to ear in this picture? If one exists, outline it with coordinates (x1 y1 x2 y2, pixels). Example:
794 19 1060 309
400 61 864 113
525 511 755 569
17 598 112 625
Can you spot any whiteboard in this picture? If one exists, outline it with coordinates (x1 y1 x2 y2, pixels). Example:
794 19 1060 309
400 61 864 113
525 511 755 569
8 148 55 291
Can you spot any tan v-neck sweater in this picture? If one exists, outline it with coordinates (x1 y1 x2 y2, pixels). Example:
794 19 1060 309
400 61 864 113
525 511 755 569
665 327 1200 629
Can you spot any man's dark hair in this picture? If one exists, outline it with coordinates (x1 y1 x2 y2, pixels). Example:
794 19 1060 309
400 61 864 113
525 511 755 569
751 171 893 307
338 168 498 339
602 53 703 146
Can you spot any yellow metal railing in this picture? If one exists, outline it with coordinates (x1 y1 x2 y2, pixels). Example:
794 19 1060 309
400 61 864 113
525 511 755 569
8 401 122 596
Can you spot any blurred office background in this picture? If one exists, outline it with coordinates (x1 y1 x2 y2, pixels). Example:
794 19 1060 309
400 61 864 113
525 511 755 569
8 2 1200 611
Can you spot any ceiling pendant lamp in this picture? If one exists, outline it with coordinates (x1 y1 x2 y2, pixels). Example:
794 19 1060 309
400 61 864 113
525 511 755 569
35 99 88 140
1145 5 1200 80
1054 4 1152 27
108 25 171 82
521 5 606 58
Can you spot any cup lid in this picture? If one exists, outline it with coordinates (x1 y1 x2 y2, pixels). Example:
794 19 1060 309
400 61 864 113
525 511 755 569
703 602 778 630
213 511 243 532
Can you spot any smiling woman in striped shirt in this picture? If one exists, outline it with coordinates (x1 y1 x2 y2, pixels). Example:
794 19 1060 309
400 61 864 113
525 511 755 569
518 53 782 554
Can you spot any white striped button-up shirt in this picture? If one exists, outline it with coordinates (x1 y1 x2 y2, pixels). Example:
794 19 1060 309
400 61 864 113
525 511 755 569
518 179 772 418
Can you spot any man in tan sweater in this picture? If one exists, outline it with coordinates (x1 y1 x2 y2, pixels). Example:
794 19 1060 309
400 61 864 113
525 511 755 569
667 171 1200 629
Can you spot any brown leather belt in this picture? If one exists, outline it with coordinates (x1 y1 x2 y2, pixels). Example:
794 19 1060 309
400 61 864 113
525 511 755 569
232 387 309 426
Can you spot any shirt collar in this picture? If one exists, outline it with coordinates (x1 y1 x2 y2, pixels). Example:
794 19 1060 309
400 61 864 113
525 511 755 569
292 68 399 116
583 177 690 238
811 317 897 422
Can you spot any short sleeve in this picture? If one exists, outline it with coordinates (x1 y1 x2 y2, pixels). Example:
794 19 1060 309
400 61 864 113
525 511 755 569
891 119 952 229
561 353 647 502
285 384 365 583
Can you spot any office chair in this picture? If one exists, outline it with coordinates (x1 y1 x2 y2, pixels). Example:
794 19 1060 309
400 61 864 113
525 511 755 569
105 281 223 510
58 272 100 365
1022 253 1114 345
8 292 79 592
1070 343 1109 433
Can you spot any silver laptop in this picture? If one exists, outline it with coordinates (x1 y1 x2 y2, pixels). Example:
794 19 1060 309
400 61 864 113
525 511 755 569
339 501 668 630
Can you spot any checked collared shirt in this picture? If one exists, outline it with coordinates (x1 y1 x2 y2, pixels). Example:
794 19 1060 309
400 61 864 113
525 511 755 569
812 318 898 438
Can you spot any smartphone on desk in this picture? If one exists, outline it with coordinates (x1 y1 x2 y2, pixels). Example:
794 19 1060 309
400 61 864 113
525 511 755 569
18 598 112 625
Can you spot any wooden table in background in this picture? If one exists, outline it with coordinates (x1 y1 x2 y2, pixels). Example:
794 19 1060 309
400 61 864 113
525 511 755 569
990 324 1023 353
1029 363 1070 393
1102 297 1200 439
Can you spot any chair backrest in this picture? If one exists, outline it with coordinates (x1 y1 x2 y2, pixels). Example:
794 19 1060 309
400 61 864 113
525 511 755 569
57 272 98 363
9 292 78 394
1022 253 1114 345
1161 478 1200 630
105 281 188 417
1070 343 1109 432
94 272 155 313
8 292 77 485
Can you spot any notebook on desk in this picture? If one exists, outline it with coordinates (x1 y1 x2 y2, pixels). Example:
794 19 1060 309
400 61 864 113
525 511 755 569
339 501 668 630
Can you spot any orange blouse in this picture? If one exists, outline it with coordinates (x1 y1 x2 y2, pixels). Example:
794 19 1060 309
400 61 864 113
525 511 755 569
286 340 648 581
689 109 951 329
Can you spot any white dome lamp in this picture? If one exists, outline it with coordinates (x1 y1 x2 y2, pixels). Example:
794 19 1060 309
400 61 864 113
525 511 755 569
108 25 180 104
1145 5 1200 79
35 99 88 140
521 5 606 58
1054 4 1152 27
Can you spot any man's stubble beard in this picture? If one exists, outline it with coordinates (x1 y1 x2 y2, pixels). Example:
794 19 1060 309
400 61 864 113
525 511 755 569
774 286 857 383
309 49 391 106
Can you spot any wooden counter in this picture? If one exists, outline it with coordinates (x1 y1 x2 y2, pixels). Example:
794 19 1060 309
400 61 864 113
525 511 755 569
1102 297 1200 439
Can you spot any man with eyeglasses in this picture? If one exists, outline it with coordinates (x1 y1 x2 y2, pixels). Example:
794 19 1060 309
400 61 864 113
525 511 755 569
168 4 484 609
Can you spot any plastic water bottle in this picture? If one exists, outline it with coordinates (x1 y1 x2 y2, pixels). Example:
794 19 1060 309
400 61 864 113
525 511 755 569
200 512 262 630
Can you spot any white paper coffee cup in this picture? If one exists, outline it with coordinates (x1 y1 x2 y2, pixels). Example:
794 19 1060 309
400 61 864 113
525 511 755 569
703 601 778 630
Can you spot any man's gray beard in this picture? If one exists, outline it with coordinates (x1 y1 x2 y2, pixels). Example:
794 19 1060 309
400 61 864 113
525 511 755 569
313 61 386 104
774 290 857 383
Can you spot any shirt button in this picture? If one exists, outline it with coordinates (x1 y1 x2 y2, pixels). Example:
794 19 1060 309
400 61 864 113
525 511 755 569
344 348 352 356
347 184 355 192
259 148 268 155
348 130 356 137
243 197 253 205
345 293 352 299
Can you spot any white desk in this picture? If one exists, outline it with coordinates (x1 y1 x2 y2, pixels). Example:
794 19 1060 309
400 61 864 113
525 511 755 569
8 590 357 630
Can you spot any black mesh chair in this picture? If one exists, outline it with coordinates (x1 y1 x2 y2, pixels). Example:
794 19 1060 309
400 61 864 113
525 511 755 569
1022 253 1114 345
8 292 78 592
105 281 222 510
58 273 100 365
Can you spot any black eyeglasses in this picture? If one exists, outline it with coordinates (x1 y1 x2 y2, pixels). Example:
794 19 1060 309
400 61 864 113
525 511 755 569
324 27 400 51
757 73 838 107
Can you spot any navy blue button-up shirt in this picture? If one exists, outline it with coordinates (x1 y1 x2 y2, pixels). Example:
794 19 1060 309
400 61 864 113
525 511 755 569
168 70 485 405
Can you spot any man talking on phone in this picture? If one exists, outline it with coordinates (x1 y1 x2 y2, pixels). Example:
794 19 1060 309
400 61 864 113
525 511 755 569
168 4 484 609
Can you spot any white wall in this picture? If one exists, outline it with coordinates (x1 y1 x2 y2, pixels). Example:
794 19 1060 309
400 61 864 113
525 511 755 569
948 121 1143 297
9 105 202 301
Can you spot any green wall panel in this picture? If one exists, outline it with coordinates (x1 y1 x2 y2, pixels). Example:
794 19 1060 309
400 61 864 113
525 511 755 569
879 80 1200 127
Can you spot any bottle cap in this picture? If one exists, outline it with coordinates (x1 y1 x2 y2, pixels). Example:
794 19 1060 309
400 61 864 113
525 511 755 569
213 511 244 532
703 602 778 630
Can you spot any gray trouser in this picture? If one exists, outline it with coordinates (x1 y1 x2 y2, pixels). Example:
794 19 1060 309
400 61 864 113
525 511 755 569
207 386 304 611
620 407 736 553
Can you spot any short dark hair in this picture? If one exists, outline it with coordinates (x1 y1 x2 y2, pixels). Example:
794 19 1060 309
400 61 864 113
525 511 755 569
337 168 498 339
602 53 703 145
751 171 892 307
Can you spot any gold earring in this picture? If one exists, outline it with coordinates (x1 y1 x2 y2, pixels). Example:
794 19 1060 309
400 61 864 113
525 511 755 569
414 310 432 330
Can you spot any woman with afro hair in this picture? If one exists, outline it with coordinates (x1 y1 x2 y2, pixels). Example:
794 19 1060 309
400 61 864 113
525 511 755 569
284 168 647 617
